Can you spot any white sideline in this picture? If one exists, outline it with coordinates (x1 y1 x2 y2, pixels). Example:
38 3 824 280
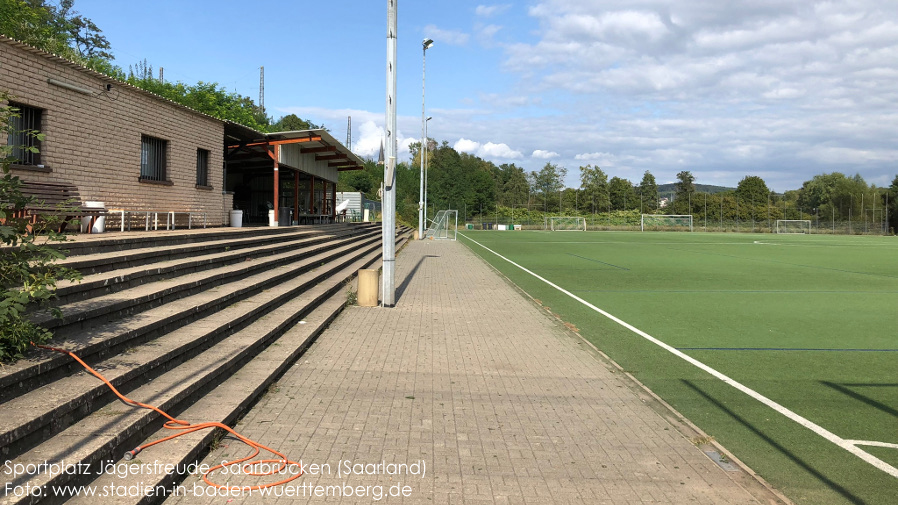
460 234 898 479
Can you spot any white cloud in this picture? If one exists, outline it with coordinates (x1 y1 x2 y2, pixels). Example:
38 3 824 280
532 150 559 159
477 24 503 41
354 120 383 159
479 142 523 159
284 0 898 192
454 138 481 153
476 4 511 18
423 24 470 46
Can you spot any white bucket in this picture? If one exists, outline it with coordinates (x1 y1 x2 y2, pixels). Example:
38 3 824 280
81 201 105 233
230 209 243 227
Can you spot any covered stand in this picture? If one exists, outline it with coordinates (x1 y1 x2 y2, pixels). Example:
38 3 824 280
224 125 364 225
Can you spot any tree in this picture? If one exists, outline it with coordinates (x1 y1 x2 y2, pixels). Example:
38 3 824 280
1 92 81 361
125 69 272 131
887 175 898 233
673 171 695 214
498 163 529 206
271 114 323 132
735 175 770 222
735 176 769 203
639 171 658 212
0 0 113 70
797 172 870 222
578 164 609 214
531 163 566 213
609 177 637 211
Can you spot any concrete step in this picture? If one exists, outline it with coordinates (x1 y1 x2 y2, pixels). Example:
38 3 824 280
0 234 384 459
30 229 381 338
0 230 410 505
50 226 373 305
56 223 379 275
0 231 381 401
53 224 371 257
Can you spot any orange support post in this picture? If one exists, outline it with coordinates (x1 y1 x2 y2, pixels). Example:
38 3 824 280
332 183 337 221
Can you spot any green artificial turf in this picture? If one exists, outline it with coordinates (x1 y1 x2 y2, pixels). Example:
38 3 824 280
460 230 898 505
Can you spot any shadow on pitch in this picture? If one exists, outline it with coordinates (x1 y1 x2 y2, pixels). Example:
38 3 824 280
681 380 866 505
820 381 898 418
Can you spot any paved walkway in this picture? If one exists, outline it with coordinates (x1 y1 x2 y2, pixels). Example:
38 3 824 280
173 239 784 504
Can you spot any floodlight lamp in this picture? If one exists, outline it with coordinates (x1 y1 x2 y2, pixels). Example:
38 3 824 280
423 38 434 50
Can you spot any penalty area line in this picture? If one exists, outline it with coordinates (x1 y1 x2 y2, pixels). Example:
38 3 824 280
460 233 898 479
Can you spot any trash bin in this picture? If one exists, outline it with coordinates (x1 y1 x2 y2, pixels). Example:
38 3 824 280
81 201 105 233
268 210 277 227
466 224 474 230
278 207 292 226
229 209 243 227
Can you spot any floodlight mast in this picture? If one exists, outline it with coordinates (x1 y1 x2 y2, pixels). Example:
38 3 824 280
419 38 433 240
383 0 398 306
424 115 432 230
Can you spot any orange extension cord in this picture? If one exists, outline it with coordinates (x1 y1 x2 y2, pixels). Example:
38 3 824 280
33 342 304 491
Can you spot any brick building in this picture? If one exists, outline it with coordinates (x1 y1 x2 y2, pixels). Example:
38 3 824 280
0 35 362 228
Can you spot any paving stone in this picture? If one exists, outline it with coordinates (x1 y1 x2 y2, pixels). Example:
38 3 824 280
166 240 787 504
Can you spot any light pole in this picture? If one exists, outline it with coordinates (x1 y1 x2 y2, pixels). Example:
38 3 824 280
424 115 432 231
419 37 433 239
383 0 398 306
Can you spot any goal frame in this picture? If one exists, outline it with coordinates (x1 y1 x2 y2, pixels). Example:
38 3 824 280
775 219 812 234
547 216 587 232
641 214 693 232
426 209 458 240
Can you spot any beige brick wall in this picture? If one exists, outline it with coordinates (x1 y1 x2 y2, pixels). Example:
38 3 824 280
0 38 228 226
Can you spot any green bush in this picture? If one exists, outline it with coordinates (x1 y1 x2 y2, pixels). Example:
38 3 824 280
1 92 81 361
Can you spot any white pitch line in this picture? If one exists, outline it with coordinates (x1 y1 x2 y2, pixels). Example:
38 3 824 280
849 441 898 450
460 233 898 479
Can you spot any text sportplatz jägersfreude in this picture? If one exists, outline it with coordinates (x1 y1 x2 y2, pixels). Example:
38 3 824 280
3 459 427 500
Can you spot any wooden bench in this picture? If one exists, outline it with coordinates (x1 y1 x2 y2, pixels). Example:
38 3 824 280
4 181 106 234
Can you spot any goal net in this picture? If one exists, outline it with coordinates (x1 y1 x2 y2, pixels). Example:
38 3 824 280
548 216 587 231
426 210 458 240
776 220 811 234
641 214 693 232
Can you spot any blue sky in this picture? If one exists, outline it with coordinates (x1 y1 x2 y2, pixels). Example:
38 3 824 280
74 0 898 192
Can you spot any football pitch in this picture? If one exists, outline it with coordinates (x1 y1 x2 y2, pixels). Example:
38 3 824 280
459 230 898 505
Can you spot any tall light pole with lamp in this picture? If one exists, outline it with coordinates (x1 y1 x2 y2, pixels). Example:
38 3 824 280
419 38 434 239
424 115 432 230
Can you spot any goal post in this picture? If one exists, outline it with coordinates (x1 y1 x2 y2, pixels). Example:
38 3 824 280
775 220 811 234
548 216 587 231
426 209 458 240
641 214 693 232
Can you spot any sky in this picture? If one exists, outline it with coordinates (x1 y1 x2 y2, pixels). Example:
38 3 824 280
73 0 898 192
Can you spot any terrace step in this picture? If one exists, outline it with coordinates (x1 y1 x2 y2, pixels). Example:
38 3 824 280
0 230 409 505
50 225 375 305
0 229 380 400
0 233 383 457
50 225 332 257
31 228 381 338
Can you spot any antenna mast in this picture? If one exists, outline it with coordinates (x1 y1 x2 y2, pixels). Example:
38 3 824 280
346 116 352 149
259 66 265 114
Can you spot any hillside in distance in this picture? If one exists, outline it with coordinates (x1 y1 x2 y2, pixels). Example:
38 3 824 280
657 183 735 195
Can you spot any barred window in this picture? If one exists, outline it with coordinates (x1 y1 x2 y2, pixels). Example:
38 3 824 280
196 148 209 186
7 103 42 166
140 135 167 181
